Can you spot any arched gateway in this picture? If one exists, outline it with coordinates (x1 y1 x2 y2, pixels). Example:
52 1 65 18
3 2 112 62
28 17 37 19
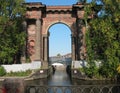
23 2 92 68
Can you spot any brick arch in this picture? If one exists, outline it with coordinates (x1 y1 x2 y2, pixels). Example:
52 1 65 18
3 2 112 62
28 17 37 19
46 21 73 34
24 2 91 68
42 17 76 35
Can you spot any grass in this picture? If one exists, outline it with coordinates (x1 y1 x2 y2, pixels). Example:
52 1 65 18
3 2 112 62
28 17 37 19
5 70 32 77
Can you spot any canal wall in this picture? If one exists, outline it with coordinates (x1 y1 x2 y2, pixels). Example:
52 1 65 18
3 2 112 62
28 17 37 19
0 67 53 93
28 67 52 79
72 61 87 68
71 68 87 80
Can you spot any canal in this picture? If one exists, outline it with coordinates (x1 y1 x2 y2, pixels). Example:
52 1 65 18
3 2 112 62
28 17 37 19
25 65 71 86
25 65 120 93
48 65 71 86
0 65 120 93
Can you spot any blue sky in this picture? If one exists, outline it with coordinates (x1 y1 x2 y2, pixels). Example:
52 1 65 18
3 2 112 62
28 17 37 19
25 0 92 5
25 0 91 56
49 24 71 57
25 0 78 5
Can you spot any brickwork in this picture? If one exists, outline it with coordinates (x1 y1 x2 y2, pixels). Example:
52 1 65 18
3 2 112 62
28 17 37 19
24 2 92 67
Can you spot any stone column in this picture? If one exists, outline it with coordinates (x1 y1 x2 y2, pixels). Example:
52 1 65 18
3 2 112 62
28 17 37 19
43 35 48 68
80 26 86 60
21 21 27 63
71 34 76 61
34 19 41 61
77 19 86 60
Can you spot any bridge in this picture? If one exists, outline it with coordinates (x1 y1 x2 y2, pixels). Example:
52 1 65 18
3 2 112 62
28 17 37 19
49 56 72 66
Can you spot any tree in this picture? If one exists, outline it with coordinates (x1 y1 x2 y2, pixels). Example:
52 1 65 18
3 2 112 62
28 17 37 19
84 0 120 78
78 0 86 3
0 0 26 64
57 53 61 57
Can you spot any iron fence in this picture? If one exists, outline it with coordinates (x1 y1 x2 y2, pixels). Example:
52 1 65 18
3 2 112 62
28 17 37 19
26 85 120 93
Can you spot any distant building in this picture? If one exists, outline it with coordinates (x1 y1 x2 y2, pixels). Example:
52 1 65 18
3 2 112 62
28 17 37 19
63 53 71 58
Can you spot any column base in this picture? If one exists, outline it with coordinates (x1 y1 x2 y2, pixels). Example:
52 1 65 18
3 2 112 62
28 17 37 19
21 57 26 63
42 61 48 69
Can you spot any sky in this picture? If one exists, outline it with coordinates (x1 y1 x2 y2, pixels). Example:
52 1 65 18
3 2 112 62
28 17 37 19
49 24 71 57
25 0 78 5
25 0 91 56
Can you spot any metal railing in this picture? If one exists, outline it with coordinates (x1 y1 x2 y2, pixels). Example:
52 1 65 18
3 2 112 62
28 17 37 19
26 85 120 93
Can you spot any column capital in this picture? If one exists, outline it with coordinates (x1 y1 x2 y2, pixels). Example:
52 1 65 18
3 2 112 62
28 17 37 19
36 18 43 21
22 20 27 25
43 34 48 37
36 19 43 26
36 19 41 24
22 21 27 30
71 34 76 38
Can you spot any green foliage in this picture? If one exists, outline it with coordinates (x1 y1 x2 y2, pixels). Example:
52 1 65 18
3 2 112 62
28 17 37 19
83 1 99 78
99 62 118 78
5 70 32 77
84 63 99 78
0 0 26 64
117 65 120 74
0 66 6 76
57 53 61 57
84 0 120 79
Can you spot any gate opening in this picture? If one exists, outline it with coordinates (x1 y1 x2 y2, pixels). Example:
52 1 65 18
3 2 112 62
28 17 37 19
48 23 72 67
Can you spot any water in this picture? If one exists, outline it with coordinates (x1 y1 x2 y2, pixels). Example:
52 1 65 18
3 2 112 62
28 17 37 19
25 65 120 93
47 66 120 93
48 66 71 86
25 65 71 86
0 65 120 93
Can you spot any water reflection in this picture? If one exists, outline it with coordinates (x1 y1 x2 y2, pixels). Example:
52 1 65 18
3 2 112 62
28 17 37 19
25 78 47 85
48 68 71 86
47 65 72 93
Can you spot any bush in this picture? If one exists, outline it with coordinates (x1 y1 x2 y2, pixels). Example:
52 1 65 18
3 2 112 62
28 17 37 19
0 66 6 76
5 70 32 77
